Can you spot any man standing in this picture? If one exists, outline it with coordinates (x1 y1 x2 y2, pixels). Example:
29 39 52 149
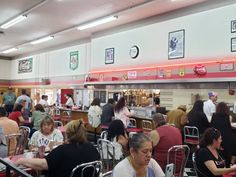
15 89 32 119
203 91 218 122
2 87 16 115
101 98 115 126
39 95 49 113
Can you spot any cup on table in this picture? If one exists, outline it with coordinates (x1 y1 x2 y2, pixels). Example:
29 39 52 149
38 146 46 158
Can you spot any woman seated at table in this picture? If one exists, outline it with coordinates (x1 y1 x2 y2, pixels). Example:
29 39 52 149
195 128 236 177
29 115 63 150
112 133 164 177
106 119 128 160
8 104 25 125
15 119 100 177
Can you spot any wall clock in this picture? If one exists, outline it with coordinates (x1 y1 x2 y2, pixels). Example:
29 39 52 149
129 45 139 59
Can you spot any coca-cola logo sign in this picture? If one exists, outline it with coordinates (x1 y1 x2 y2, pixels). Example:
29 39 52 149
193 65 207 76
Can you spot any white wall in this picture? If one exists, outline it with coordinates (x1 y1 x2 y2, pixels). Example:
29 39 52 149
11 43 90 80
90 4 236 70
0 59 11 80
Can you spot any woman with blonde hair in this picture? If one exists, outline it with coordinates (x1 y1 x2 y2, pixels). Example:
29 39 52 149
15 119 100 177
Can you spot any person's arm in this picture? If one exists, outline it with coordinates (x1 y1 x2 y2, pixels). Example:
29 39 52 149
15 158 48 171
149 130 160 147
124 107 132 117
18 116 25 123
205 161 236 176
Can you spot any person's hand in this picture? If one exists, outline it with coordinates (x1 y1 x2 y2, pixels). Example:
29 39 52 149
231 164 236 171
14 158 24 167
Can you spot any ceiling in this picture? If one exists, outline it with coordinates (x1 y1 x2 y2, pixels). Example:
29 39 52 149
0 0 232 59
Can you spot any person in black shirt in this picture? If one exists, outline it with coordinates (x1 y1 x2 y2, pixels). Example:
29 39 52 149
101 98 115 126
187 100 210 135
15 119 100 177
195 128 236 177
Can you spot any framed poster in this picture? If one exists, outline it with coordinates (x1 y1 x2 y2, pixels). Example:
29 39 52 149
231 20 236 33
105 48 114 64
18 58 33 73
231 37 236 52
69 51 79 70
168 29 185 59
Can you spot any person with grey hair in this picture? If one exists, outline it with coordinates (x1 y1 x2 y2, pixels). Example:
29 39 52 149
149 113 182 171
112 133 164 177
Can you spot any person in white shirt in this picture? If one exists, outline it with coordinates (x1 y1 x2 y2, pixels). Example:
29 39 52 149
65 94 74 108
203 91 218 122
39 95 49 113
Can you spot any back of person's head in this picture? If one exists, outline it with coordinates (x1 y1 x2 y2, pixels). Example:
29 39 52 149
0 107 7 117
108 98 115 104
41 95 47 99
13 104 23 112
152 113 166 127
91 98 100 106
177 105 187 112
66 94 72 98
114 97 125 112
40 115 54 132
199 128 221 147
34 104 45 112
107 119 125 141
189 100 203 115
66 119 87 144
216 102 229 115
128 133 151 152
21 89 27 95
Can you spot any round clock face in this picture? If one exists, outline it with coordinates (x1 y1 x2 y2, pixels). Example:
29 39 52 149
129 45 139 59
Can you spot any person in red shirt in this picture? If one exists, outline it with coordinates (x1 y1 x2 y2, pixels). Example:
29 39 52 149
8 104 25 125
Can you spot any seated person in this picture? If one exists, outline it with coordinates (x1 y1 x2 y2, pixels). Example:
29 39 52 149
29 115 63 150
8 104 25 125
0 126 7 158
15 119 100 177
149 113 182 172
106 119 128 160
112 133 164 177
195 128 236 177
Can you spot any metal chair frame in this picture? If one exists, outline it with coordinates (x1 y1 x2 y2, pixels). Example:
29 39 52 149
70 160 102 177
97 138 116 172
54 120 63 128
100 130 108 140
183 126 200 145
101 170 112 177
167 145 190 177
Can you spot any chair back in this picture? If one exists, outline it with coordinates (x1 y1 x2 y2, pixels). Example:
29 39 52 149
129 118 137 128
101 170 112 177
100 130 108 140
165 163 175 177
183 126 199 145
19 126 31 138
5 131 28 156
167 145 190 177
70 160 102 177
141 120 153 131
97 138 115 172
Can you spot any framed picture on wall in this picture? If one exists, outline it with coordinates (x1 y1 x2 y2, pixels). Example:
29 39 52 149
231 37 236 52
105 48 114 64
18 58 33 73
231 20 236 33
168 29 185 59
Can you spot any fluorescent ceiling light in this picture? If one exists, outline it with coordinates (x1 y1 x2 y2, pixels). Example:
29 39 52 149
1 48 18 54
77 16 118 30
30 36 54 45
0 15 27 29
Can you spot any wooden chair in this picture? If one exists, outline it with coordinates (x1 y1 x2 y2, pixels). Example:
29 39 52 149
141 120 153 131
70 160 102 177
167 145 190 177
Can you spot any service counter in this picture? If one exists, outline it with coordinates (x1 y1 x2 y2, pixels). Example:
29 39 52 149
59 108 102 133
